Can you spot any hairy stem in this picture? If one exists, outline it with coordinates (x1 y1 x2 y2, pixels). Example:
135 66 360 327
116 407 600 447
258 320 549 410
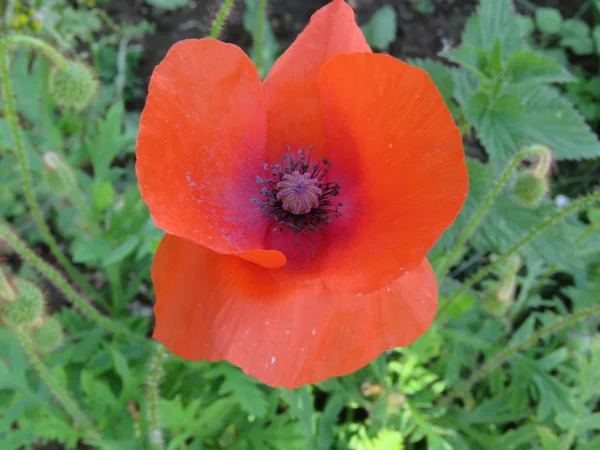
16 328 99 438
0 36 106 305
3 35 68 69
146 344 168 450
438 191 600 319
209 0 236 39
0 222 141 340
437 145 548 279
438 303 600 408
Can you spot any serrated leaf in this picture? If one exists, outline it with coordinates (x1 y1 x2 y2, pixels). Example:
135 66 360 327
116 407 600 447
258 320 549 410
448 0 522 68
408 59 455 103
518 86 600 161
506 51 575 85
207 365 269 418
472 197 580 266
537 426 560 450
361 5 397 50
465 90 523 166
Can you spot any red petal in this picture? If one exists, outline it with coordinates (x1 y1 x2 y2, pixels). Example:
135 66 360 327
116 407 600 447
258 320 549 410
318 53 468 294
136 39 283 267
152 234 437 389
263 0 370 162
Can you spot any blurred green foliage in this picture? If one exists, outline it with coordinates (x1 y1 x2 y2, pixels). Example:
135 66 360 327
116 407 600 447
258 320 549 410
1 0 600 449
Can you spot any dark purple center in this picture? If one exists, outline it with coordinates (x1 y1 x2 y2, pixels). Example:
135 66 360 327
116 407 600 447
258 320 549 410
255 147 342 233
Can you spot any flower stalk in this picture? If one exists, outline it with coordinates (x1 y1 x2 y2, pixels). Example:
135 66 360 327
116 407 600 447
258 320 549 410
145 344 168 450
438 190 600 319
436 145 552 279
16 328 100 439
209 0 236 39
0 222 140 340
438 303 600 408
0 35 104 305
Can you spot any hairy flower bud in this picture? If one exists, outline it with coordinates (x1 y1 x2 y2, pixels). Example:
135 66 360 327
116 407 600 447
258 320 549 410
482 294 511 317
0 266 17 303
0 279 45 328
31 316 64 353
514 170 549 207
48 61 99 112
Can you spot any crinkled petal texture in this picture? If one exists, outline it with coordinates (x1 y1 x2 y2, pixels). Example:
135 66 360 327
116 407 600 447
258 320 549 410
263 0 370 161
153 234 437 389
319 53 469 294
136 38 285 269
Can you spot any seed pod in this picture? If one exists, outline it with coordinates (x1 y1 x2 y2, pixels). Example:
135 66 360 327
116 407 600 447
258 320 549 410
31 316 64 353
514 170 549 207
48 60 99 112
0 279 44 328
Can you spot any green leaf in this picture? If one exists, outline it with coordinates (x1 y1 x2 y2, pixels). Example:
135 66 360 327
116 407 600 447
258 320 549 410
409 59 455 103
452 0 522 65
145 0 189 10
593 26 600 52
537 426 561 450
560 19 594 55
535 8 562 35
361 5 397 50
206 364 269 418
506 51 575 85
518 86 600 161
244 0 280 76
465 90 523 166
103 235 140 266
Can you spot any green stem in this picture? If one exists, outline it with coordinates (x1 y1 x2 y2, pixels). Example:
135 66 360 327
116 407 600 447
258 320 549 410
3 35 68 69
209 0 236 39
438 191 600 319
146 344 168 450
0 36 105 305
0 222 141 340
254 0 268 73
437 146 545 279
438 303 600 408
16 328 99 438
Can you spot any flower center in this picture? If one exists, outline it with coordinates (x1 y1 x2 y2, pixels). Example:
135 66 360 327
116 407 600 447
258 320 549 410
256 147 342 233
276 171 322 215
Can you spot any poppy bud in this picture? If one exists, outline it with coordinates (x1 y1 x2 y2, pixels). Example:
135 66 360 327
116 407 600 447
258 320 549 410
31 316 64 353
0 267 17 303
0 279 45 328
514 170 550 207
48 60 99 112
482 293 511 317
513 144 552 207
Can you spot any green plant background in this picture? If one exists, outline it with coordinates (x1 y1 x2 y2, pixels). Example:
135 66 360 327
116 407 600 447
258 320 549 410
1 0 600 449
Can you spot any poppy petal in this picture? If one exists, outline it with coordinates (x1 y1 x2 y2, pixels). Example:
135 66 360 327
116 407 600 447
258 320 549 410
318 53 468 294
136 38 281 265
152 234 437 389
263 0 370 161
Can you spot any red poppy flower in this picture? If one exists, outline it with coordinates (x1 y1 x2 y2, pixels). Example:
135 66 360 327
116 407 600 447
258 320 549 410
136 0 468 388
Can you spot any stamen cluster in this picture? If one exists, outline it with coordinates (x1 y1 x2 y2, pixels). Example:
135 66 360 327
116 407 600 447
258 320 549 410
255 147 342 233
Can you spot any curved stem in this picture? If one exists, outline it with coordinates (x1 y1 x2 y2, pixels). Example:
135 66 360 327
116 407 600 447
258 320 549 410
0 222 141 340
254 0 268 73
438 191 600 319
146 344 168 450
3 35 68 69
16 328 100 439
0 36 105 305
438 303 600 408
437 145 546 279
209 0 236 39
